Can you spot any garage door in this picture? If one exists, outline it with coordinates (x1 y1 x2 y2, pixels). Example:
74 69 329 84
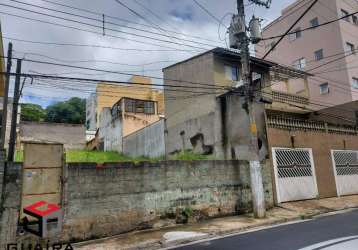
272 148 318 203
331 150 358 197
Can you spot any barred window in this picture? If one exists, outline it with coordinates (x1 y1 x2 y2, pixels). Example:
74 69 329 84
124 99 155 114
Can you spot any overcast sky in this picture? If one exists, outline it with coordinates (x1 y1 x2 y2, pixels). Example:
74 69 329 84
0 0 296 107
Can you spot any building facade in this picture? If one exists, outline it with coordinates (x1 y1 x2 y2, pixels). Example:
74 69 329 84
85 76 164 131
163 47 310 159
256 0 358 107
96 97 161 152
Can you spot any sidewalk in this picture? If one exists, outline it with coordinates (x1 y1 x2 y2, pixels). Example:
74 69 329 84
74 195 358 250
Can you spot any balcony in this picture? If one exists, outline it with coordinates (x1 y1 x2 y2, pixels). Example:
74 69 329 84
271 90 309 106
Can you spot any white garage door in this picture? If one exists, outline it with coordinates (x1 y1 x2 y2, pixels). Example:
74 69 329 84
272 148 318 203
332 150 358 197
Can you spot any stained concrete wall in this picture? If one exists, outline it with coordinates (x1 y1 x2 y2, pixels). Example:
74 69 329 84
223 94 268 161
19 122 86 150
163 50 271 160
0 162 22 249
123 119 165 158
0 160 274 244
98 108 122 152
62 160 273 242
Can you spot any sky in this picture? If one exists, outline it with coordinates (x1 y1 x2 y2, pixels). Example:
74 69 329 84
0 0 296 107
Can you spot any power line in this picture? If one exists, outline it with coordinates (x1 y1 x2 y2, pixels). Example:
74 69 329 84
13 50 176 67
262 0 319 59
261 91 357 115
6 0 220 48
0 3 211 50
132 0 183 34
113 0 176 43
31 79 228 100
0 11 200 52
2 35 196 52
1 55 233 90
262 10 358 41
307 51 356 72
0 70 228 92
316 1 358 41
193 0 226 26
262 0 312 30
35 0 221 44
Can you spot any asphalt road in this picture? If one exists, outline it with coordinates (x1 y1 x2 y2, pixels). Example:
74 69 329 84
174 210 358 250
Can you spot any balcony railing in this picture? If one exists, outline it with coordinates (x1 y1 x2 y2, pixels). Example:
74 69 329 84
267 116 358 135
271 90 309 105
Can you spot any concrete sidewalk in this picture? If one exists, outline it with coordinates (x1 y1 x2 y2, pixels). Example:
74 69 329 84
74 195 358 250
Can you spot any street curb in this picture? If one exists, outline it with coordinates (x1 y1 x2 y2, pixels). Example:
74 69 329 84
74 206 358 250
160 206 358 250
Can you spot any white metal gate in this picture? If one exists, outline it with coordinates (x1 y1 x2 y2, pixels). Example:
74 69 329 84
331 150 358 196
272 148 318 203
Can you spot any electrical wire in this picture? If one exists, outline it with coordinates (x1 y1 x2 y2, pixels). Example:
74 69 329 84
35 0 221 44
5 0 221 48
193 0 227 27
2 35 196 52
13 50 176 67
0 3 212 50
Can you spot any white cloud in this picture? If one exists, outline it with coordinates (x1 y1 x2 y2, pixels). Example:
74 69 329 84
0 0 296 105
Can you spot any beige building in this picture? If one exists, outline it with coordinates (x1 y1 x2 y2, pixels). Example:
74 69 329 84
256 0 358 108
92 97 161 152
86 76 164 131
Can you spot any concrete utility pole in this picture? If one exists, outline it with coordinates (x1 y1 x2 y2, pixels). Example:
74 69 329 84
0 43 13 150
230 0 270 218
8 59 21 162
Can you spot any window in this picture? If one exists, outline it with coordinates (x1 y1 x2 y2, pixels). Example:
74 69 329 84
293 58 306 70
345 42 355 54
341 9 350 22
314 49 324 61
289 28 302 41
124 99 155 114
310 17 319 28
225 65 240 81
144 102 155 114
125 99 135 113
320 82 329 94
353 78 358 89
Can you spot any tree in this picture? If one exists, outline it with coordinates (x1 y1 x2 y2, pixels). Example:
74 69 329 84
21 103 46 122
45 97 86 124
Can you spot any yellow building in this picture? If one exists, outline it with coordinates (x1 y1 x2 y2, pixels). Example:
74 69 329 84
86 76 164 131
0 21 6 97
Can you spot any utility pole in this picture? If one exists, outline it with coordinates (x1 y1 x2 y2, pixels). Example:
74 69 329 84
8 59 21 162
229 0 270 218
0 43 13 150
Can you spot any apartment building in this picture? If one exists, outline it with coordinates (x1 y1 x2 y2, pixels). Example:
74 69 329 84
85 76 164 131
256 0 358 108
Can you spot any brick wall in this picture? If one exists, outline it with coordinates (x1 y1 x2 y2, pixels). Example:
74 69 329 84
62 160 273 242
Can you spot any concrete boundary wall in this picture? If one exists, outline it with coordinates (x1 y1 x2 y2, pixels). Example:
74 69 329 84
63 160 273 242
123 119 165 158
0 160 274 244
